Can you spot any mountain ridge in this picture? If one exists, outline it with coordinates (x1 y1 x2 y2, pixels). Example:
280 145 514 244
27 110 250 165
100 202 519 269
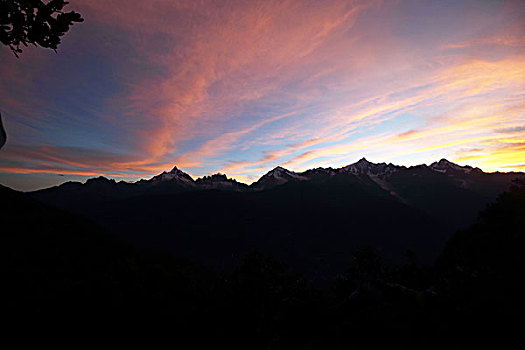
25 157 525 285
28 158 524 228
29 158 523 194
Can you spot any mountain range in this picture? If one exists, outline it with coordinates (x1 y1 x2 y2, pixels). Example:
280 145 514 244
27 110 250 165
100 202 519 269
29 158 523 285
30 158 507 196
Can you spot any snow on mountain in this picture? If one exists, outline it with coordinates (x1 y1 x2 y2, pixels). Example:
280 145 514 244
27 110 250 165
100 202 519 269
430 159 482 174
267 166 308 181
251 166 308 190
250 158 485 192
46 158 493 198
302 167 338 178
341 157 373 174
341 158 400 177
195 173 248 190
129 159 488 193
147 166 195 186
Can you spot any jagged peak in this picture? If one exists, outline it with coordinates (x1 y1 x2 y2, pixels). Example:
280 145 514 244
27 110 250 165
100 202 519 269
251 165 307 189
195 172 248 190
211 172 227 178
264 166 305 178
169 165 189 174
307 166 336 172
356 157 372 164
85 176 116 185
345 157 376 167
197 173 229 182
256 166 294 179
342 157 376 171
268 166 290 173
431 158 471 171
341 158 402 178
87 175 111 181
146 165 195 184
431 158 456 167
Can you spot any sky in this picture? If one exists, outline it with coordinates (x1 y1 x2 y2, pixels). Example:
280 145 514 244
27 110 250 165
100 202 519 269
0 0 524 191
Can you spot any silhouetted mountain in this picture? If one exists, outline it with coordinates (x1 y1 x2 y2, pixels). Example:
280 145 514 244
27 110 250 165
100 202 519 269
28 159 523 285
251 166 308 190
32 158 522 206
430 158 482 174
5 175 524 348
196 173 249 191
340 157 399 175
147 165 196 184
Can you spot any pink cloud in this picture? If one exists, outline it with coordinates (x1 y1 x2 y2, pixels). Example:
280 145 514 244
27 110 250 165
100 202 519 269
71 0 380 158
1 0 524 186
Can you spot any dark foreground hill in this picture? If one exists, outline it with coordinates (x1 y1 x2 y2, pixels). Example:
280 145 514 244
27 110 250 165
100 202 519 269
30 159 523 284
0 184 221 342
3 179 525 348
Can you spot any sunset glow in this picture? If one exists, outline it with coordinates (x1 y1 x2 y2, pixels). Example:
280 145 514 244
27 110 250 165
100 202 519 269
1 0 524 190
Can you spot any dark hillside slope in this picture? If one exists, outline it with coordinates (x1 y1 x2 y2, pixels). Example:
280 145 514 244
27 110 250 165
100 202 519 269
3 181 525 348
28 160 523 284
387 166 489 228
0 185 217 338
431 179 525 347
76 173 446 285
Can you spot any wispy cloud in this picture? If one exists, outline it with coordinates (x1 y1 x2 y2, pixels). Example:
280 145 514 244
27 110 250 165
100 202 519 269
1 0 524 190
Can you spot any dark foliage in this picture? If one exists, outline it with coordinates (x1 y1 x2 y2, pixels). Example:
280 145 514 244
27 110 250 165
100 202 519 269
433 178 525 347
0 0 83 57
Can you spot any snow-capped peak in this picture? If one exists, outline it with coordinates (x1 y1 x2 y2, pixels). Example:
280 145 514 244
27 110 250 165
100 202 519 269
341 158 400 178
357 157 371 164
252 166 307 189
431 158 456 168
430 159 479 174
195 173 248 190
148 166 195 185
267 166 288 176
342 158 373 172
266 166 307 180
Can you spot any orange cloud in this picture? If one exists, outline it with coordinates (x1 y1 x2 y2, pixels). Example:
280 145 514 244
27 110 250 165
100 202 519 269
1 0 524 188
72 0 379 159
216 54 525 178
0 144 179 178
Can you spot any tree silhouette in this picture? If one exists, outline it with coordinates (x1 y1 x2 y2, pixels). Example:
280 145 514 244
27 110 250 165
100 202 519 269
0 0 83 58
0 1 83 150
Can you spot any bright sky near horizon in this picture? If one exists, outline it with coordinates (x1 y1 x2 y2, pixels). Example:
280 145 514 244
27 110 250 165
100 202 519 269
0 0 524 191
